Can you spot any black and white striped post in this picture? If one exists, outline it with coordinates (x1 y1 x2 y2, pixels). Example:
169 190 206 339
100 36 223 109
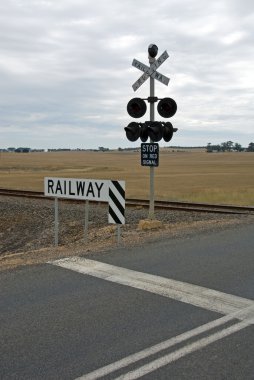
108 180 125 243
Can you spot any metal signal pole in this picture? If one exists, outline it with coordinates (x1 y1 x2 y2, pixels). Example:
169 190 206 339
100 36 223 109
148 55 155 219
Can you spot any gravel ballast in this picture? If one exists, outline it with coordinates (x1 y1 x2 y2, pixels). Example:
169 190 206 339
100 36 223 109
1 195 253 260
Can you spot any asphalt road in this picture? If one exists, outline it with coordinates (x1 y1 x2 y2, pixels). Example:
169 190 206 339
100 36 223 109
1 222 254 379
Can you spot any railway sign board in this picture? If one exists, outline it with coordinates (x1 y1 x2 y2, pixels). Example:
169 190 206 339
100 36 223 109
141 143 159 167
132 50 170 91
44 177 126 248
44 177 107 246
44 177 109 202
44 177 125 222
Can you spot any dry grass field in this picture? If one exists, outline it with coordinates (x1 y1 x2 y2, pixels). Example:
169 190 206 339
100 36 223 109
1 150 254 205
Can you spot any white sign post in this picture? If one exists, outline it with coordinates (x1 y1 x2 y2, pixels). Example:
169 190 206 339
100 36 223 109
54 197 59 246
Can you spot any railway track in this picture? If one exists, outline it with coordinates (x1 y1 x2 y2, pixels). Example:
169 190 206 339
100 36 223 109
1 188 254 215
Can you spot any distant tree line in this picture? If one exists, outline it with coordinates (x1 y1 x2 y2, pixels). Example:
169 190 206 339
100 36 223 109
1 147 105 153
3 147 44 153
207 141 254 152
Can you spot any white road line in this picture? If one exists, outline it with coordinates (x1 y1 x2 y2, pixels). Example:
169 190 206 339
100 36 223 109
50 257 254 316
49 257 254 380
75 308 254 380
112 319 252 380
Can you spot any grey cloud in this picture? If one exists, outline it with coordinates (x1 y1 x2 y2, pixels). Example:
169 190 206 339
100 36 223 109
0 0 253 148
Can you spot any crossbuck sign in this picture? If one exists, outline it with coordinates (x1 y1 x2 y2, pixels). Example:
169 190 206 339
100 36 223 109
132 50 170 91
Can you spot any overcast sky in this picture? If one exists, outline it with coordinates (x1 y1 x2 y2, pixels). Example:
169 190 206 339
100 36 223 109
0 0 253 149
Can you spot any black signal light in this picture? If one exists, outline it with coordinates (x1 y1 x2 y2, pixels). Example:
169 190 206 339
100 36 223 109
140 123 149 142
148 121 163 142
157 97 177 118
127 98 147 118
163 122 174 142
124 122 140 141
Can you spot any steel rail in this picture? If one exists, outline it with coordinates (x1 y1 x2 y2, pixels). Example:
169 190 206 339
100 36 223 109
0 188 254 215
127 198 254 214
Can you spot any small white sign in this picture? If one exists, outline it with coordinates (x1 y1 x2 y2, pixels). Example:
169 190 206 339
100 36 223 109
132 59 149 73
132 50 170 91
44 177 109 201
132 72 150 91
132 59 169 87
152 50 169 68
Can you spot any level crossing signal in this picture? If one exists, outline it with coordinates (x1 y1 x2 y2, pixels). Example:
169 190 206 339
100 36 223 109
125 97 177 142
124 121 177 142
125 45 178 143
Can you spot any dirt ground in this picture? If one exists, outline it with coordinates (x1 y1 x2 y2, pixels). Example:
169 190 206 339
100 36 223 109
1 195 253 272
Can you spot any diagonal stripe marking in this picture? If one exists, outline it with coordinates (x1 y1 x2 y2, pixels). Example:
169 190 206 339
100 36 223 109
109 205 122 224
50 258 254 316
111 181 125 200
109 188 125 216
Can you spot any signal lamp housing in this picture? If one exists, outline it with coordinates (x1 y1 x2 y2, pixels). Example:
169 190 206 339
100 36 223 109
124 122 140 141
157 97 177 118
148 121 163 142
127 98 147 118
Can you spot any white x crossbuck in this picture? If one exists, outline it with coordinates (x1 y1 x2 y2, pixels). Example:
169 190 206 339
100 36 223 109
132 50 170 91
